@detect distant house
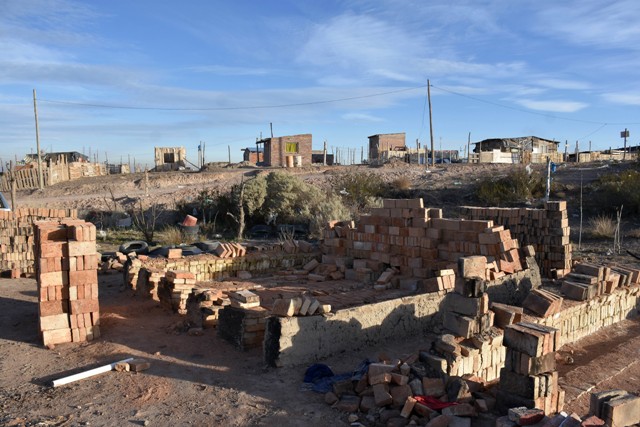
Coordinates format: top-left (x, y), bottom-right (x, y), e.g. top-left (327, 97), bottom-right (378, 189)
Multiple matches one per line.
top-left (311, 150), bottom-right (334, 166)
top-left (368, 133), bottom-right (406, 163)
top-left (256, 134), bottom-right (312, 167)
top-left (241, 147), bottom-right (264, 165)
top-left (25, 151), bottom-right (89, 165)
top-left (471, 136), bottom-right (562, 164)
top-left (154, 146), bottom-right (187, 171)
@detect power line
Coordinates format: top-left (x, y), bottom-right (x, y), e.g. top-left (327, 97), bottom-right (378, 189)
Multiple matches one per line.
top-left (430, 84), bottom-right (640, 126)
top-left (39, 85), bottom-right (428, 111)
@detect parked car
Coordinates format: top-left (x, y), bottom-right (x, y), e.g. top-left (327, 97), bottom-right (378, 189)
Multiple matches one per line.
top-left (0, 191), bottom-right (10, 211)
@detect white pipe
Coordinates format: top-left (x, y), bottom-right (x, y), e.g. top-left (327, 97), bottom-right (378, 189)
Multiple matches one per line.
top-left (52, 357), bottom-right (134, 387)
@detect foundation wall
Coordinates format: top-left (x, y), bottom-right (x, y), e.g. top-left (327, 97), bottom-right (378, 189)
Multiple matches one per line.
top-left (264, 265), bottom-right (541, 367)
top-left (0, 208), bottom-right (79, 276)
top-left (133, 251), bottom-right (319, 288)
top-left (437, 285), bottom-right (640, 382)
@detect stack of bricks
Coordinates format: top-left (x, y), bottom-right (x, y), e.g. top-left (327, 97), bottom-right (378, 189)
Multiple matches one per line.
top-left (1, 208), bottom-right (78, 277)
top-left (560, 261), bottom-right (640, 301)
top-left (214, 242), bottom-right (246, 258)
top-left (498, 322), bottom-right (564, 415)
top-left (35, 219), bottom-right (100, 347)
top-left (158, 270), bottom-right (197, 314)
top-left (460, 201), bottom-right (571, 277)
top-left (322, 198), bottom-right (529, 290)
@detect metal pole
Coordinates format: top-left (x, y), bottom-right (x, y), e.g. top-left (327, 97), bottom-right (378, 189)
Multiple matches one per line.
top-left (33, 89), bottom-right (44, 189)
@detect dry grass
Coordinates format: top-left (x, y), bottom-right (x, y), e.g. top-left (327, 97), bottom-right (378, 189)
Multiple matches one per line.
top-left (588, 215), bottom-right (616, 238)
top-left (627, 228), bottom-right (640, 239)
top-left (157, 226), bottom-right (184, 245)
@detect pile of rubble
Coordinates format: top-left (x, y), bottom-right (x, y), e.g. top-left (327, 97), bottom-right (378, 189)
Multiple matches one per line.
top-left (559, 262), bottom-right (640, 301)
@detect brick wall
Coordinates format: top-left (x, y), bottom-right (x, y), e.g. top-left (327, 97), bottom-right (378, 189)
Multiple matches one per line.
top-left (0, 208), bottom-right (78, 276)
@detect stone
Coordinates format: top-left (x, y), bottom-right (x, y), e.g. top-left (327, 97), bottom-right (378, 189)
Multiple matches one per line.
top-left (335, 395), bottom-right (360, 412)
top-left (387, 417), bottom-right (409, 427)
top-left (373, 384), bottom-right (393, 407)
top-left (508, 407), bottom-right (545, 426)
top-left (580, 416), bottom-right (604, 427)
top-left (408, 378), bottom-right (423, 396)
top-left (333, 379), bottom-right (354, 397)
top-left (324, 391), bottom-right (338, 405)
top-left (589, 389), bottom-right (628, 418)
top-left (422, 377), bottom-right (445, 397)
top-left (442, 403), bottom-right (476, 417)
top-left (446, 377), bottom-right (472, 403)
top-left (448, 416), bottom-right (471, 427)
top-left (359, 395), bottom-right (376, 412)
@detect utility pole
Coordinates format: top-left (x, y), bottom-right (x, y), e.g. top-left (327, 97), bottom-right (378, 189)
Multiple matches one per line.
top-left (228, 145), bottom-right (231, 165)
top-left (323, 140), bottom-right (327, 166)
top-left (33, 89), bottom-right (44, 189)
top-left (467, 132), bottom-right (471, 163)
top-left (427, 79), bottom-right (434, 168)
top-left (545, 157), bottom-right (551, 202)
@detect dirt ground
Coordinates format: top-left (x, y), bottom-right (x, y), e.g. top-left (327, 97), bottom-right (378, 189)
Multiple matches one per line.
top-left (1, 273), bottom-right (639, 426)
top-left (2, 161), bottom-right (640, 425)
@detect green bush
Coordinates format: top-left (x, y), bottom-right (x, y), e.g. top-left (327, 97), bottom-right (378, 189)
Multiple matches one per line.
top-left (240, 172), bottom-right (351, 237)
top-left (475, 167), bottom-right (546, 206)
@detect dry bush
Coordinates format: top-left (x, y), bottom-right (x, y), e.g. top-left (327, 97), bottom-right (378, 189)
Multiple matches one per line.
top-left (626, 228), bottom-right (640, 239)
top-left (392, 176), bottom-right (412, 191)
top-left (588, 215), bottom-right (616, 238)
top-left (158, 226), bottom-right (184, 246)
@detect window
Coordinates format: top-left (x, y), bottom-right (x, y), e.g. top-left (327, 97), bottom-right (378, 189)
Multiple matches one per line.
top-left (285, 142), bottom-right (298, 153)
top-left (164, 153), bottom-right (175, 163)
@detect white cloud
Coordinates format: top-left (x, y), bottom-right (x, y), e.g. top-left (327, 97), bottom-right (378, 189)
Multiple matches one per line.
top-left (602, 92), bottom-right (640, 106)
top-left (515, 99), bottom-right (588, 113)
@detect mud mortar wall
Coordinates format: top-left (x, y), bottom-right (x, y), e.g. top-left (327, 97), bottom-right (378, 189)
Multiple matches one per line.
top-left (533, 285), bottom-right (640, 346)
top-left (264, 266), bottom-right (541, 367)
top-left (135, 251), bottom-right (319, 283)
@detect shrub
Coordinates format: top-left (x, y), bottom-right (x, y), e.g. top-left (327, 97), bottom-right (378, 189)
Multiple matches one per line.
top-left (157, 226), bottom-right (185, 245)
top-left (392, 176), bottom-right (412, 191)
top-left (475, 167), bottom-right (546, 206)
top-left (588, 215), bottom-right (616, 238)
top-left (590, 170), bottom-right (640, 214)
top-left (330, 170), bottom-right (386, 211)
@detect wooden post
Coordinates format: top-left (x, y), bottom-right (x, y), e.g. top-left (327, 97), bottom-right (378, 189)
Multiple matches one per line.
top-left (323, 140), bottom-right (327, 166)
top-left (228, 145), bottom-right (231, 165)
top-left (9, 160), bottom-right (16, 210)
top-left (144, 168), bottom-right (149, 197)
top-left (467, 132), bottom-right (471, 163)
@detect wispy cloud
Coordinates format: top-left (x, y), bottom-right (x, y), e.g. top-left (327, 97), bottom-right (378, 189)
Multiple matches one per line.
top-left (535, 1), bottom-right (640, 49)
top-left (342, 112), bottom-right (385, 122)
top-left (514, 99), bottom-right (588, 113)
top-left (602, 92), bottom-right (640, 106)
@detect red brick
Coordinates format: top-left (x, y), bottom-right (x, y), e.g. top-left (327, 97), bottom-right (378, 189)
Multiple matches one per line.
top-left (69, 269), bottom-right (98, 285)
top-left (67, 241), bottom-right (96, 257)
top-left (39, 300), bottom-right (68, 316)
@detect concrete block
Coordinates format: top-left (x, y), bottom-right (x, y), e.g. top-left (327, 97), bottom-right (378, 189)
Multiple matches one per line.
top-left (603, 394), bottom-right (640, 427)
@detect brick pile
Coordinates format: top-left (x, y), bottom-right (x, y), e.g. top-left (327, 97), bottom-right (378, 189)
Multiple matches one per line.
top-left (498, 322), bottom-right (564, 415)
top-left (322, 198), bottom-right (531, 288)
top-left (34, 219), bottom-right (100, 347)
top-left (158, 270), bottom-right (197, 314)
top-left (560, 261), bottom-right (640, 301)
top-left (185, 288), bottom-right (229, 328)
top-left (460, 201), bottom-right (571, 277)
top-left (1, 208), bottom-right (78, 277)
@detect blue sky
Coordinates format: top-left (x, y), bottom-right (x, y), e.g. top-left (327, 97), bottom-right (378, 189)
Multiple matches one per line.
top-left (2, 0), bottom-right (640, 166)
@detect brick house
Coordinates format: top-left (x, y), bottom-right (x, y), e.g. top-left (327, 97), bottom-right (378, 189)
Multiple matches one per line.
top-left (368, 133), bottom-right (406, 163)
top-left (241, 147), bottom-right (264, 165)
top-left (256, 134), bottom-right (312, 167)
